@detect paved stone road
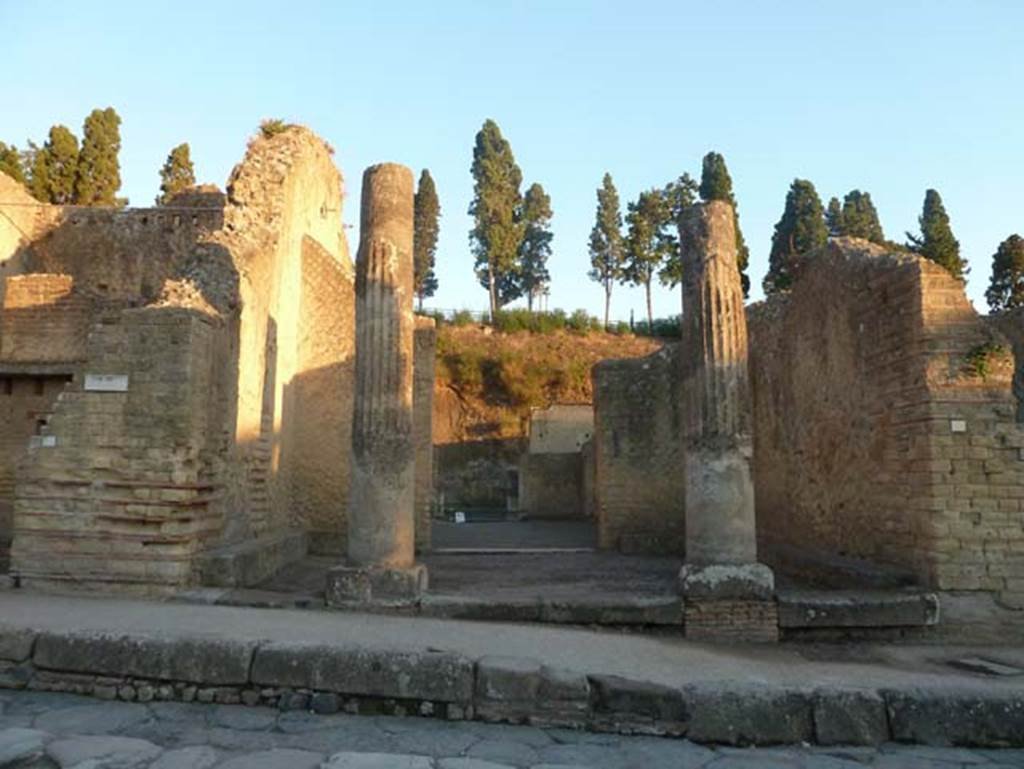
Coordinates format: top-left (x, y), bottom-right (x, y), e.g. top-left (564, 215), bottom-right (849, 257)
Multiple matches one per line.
top-left (2, 690), bottom-right (1023, 768)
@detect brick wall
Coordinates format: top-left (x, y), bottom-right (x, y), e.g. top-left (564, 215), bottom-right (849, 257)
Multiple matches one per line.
top-left (592, 345), bottom-right (685, 554)
top-left (286, 236), bottom-right (355, 555)
top-left (10, 307), bottom-right (224, 594)
top-left (749, 240), bottom-right (1024, 606)
top-left (1, 275), bottom-right (91, 363)
top-left (0, 374), bottom-right (70, 565)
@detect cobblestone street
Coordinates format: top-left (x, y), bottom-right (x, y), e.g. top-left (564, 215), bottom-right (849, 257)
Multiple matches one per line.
top-left (2, 690), bottom-right (1022, 769)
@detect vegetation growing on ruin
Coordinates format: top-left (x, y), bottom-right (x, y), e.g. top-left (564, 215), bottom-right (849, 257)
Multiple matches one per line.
top-left (259, 119), bottom-right (293, 138)
top-left (964, 340), bottom-right (1008, 379)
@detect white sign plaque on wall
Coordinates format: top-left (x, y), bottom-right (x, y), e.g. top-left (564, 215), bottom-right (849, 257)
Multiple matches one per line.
top-left (84, 374), bottom-right (129, 393)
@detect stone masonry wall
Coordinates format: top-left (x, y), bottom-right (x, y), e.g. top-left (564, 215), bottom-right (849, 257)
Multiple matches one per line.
top-left (592, 345), bottom-right (684, 554)
top-left (11, 307), bottom-right (223, 593)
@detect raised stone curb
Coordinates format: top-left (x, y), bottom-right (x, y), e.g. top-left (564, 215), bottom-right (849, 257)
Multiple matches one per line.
top-left (251, 642), bottom-right (474, 704)
top-left (33, 630), bottom-right (254, 685)
top-left (2, 626), bottom-right (1023, 747)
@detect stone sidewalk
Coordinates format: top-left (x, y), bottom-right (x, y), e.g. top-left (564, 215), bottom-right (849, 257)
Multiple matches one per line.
top-left (1, 592), bottom-right (1024, 748)
top-left (2, 690), bottom-right (1023, 768)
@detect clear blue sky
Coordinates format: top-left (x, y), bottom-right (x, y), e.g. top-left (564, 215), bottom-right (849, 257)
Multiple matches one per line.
top-left (3, 1), bottom-right (1021, 319)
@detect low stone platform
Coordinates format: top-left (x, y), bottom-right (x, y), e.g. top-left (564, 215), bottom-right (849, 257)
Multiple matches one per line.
top-left (197, 530), bottom-right (309, 588)
top-left (1, 591), bottom-right (1023, 748)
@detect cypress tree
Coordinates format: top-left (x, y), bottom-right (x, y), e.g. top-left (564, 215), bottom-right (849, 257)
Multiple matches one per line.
top-left (764, 179), bottom-right (828, 293)
top-left (986, 234), bottom-right (1024, 312)
top-left (519, 182), bottom-right (553, 311)
top-left (26, 142), bottom-right (50, 202)
top-left (31, 125), bottom-right (80, 204)
top-left (657, 173), bottom-right (698, 289)
top-left (907, 188), bottom-right (966, 280)
top-left (413, 169), bottom-right (441, 310)
top-left (469, 119), bottom-right (524, 315)
top-left (699, 152), bottom-right (750, 296)
top-left (838, 190), bottom-right (885, 243)
top-left (157, 143), bottom-right (195, 205)
top-left (0, 142), bottom-right (25, 185)
top-left (75, 107), bottom-right (122, 205)
top-left (588, 172), bottom-right (625, 329)
top-left (625, 187), bottom-right (673, 328)
top-left (825, 196), bottom-right (843, 236)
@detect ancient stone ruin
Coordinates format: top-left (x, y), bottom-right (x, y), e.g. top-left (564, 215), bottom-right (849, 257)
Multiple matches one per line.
top-left (1, 122), bottom-right (1022, 644)
top-left (0, 127), bottom-right (434, 593)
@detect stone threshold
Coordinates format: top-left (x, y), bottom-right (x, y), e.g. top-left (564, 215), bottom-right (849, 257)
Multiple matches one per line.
top-left (174, 584), bottom-right (940, 635)
top-left (2, 625), bottom-right (1022, 748)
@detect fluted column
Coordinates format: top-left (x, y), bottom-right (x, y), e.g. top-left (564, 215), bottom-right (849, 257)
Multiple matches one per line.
top-left (327, 163), bottom-right (426, 604)
top-left (678, 201), bottom-right (773, 603)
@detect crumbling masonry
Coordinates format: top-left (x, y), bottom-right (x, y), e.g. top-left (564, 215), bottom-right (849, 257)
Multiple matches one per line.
top-left (0, 127), bottom-right (435, 593)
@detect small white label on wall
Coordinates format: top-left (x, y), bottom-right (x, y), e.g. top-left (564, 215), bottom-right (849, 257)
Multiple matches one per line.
top-left (950, 419), bottom-right (967, 433)
top-left (454, 511), bottom-right (466, 524)
top-left (84, 374), bottom-right (129, 392)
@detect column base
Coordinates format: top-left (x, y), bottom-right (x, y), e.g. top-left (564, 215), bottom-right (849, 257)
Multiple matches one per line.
top-left (325, 562), bottom-right (428, 607)
top-left (678, 562), bottom-right (774, 600)
top-left (679, 563), bottom-right (777, 642)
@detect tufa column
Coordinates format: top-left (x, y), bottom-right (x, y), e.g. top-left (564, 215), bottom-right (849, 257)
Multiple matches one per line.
top-left (326, 163), bottom-right (427, 605)
top-left (677, 200), bottom-right (775, 638)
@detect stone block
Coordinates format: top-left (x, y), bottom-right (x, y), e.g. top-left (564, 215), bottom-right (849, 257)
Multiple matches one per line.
top-left (813, 688), bottom-right (889, 745)
top-left (32, 631), bottom-right (255, 685)
top-left (540, 597), bottom-right (683, 626)
top-left (678, 562), bottom-right (775, 600)
top-left (884, 688), bottom-right (1024, 747)
top-left (419, 596), bottom-right (542, 623)
top-left (778, 591), bottom-right (940, 629)
top-left (0, 660), bottom-right (33, 689)
top-left (46, 735), bottom-right (162, 767)
top-left (588, 675), bottom-right (688, 735)
top-left (0, 727), bottom-right (50, 767)
top-left (197, 530), bottom-right (308, 588)
top-left (685, 683), bottom-right (813, 745)
top-left (251, 641), bottom-right (473, 704)
top-left (0, 627), bottom-right (36, 661)
top-left (325, 563), bottom-right (427, 605)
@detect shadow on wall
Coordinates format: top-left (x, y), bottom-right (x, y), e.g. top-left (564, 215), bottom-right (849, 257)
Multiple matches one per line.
top-left (434, 438), bottom-right (525, 515)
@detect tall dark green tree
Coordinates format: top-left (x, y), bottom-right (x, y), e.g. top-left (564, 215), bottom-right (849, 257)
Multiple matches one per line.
top-left (469, 119), bottom-right (524, 315)
top-left (75, 107), bottom-right (122, 206)
top-left (657, 173), bottom-right (698, 289)
top-left (413, 169), bottom-right (441, 311)
top-left (987, 234), bottom-right (1024, 312)
top-left (699, 152), bottom-right (750, 296)
top-left (906, 188), bottom-right (966, 280)
top-left (519, 182), bottom-right (553, 311)
top-left (838, 190), bottom-right (885, 243)
top-left (825, 196), bottom-right (843, 236)
top-left (26, 142), bottom-right (50, 202)
top-left (588, 172), bottom-right (625, 329)
top-left (0, 142), bottom-right (25, 184)
top-left (157, 143), bottom-right (195, 205)
top-left (27, 125), bottom-right (80, 204)
top-left (625, 188), bottom-right (673, 328)
top-left (764, 179), bottom-right (828, 294)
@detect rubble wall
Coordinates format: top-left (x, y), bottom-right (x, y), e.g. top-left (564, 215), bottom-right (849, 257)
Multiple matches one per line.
top-left (592, 345), bottom-right (685, 554)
